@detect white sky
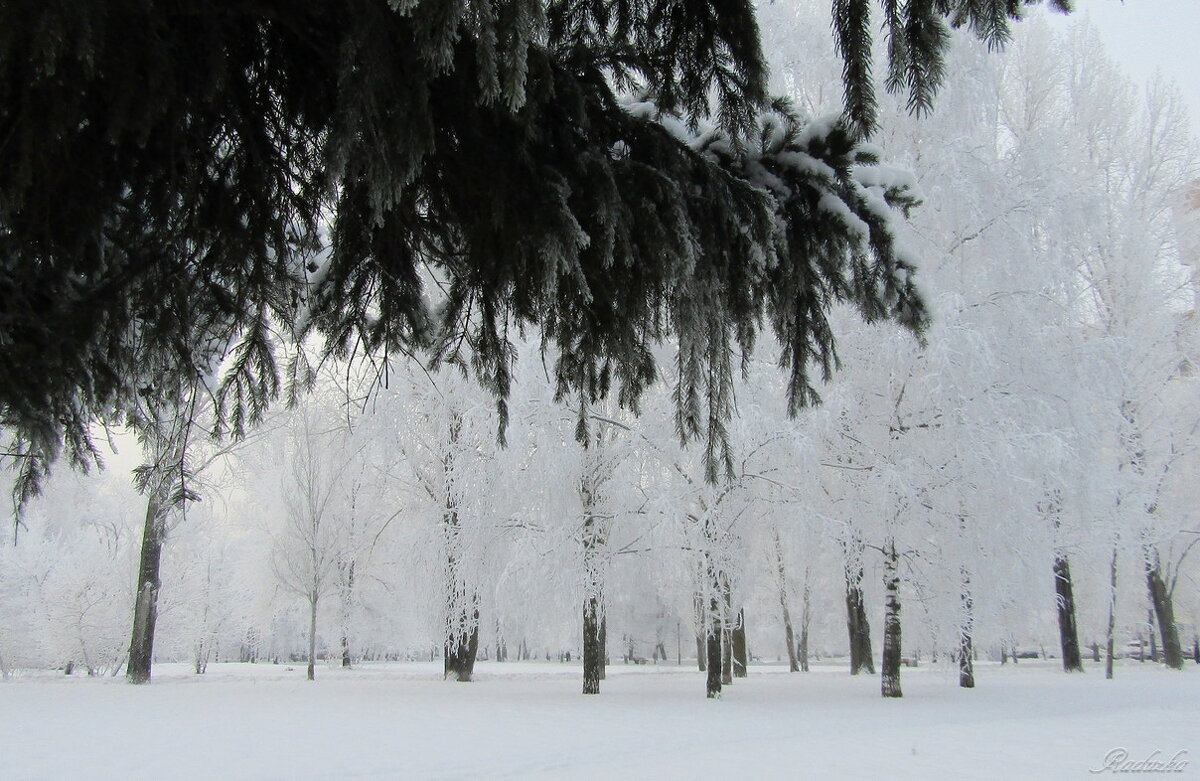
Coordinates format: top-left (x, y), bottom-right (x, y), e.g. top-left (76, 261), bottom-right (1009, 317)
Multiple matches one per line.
top-left (1064, 0), bottom-right (1200, 133)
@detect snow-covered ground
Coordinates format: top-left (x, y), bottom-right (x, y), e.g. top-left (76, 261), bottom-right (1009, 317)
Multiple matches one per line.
top-left (1, 659), bottom-right (1195, 779)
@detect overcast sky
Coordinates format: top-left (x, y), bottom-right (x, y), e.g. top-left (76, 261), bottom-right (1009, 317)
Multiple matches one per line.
top-left (1065, 0), bottom-right (1200, 133)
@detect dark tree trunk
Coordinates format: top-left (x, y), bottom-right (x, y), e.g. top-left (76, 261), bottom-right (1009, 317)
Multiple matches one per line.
top-left (583, 594), bottom-right (603, 694)
top-left (194, 641), bottom-right (208, 675)
top-left (773, 530), bottom-right (799, 672)
top-left (959, 567), bottom-right (974, 688)
top-left (599, 614), bottom-right (607, 680)
top-left (1192, 636), bottom-right (1199, 664)
top-left (732, 608), bottom-right (748, 678)
top-left (340, 560), bottom-right (355, 668)
top-left (580, 432), bottom-right (611, 690)
top-left (1053, 554), bottom-right (1084, 672)
top-left (881, 541), bottom-right (902, 698)
top-left (127, 490), bottom-right (167, 684)
top-left (1105, 546), bottom-right (1118, 680)
top-left (721, 627), bottom-right (733, 685)
top-left (799, 575), bottom-right (811, 672)
top-left (720, 576), bottom-right (732, 685)
top-left (706, 592), bottom-right (722, 698)
top-left (1148, 609), bottom-right (1159, 662)
top-left (845, 577), bottom-right (874, 675)
top-left (443, 411), bottom-right (478, 682)
top-left (844, 535), bottom-right (874, 675)
top-left (1146, 551), bottom-right (1184, 669)
top-left (694, 592), bottom-right (707, 671)
top-left (958, 636), bottom-right (973, 688)
top-left (444, 599), bottom-right (480, 682)
top-left (781, 601), bottom-right (798, 673)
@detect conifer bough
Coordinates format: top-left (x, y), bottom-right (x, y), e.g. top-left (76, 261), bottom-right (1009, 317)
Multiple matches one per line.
top-left (0, 0), bottom-right (1063, 490)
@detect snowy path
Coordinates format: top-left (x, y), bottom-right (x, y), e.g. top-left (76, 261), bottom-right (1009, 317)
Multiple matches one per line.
top-left (1, 660), bottom-right (1195, 779)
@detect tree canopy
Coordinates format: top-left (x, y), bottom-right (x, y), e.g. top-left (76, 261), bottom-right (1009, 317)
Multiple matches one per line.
top-left (0, 0), bottom-right (1066, 494)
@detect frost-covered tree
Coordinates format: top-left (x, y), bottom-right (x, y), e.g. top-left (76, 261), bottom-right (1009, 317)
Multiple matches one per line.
top-left (270, 404), bottom-right (360, 681)
top-left (1046, 23), bottom-right (1199, 672)
top-left (361, 360), bottom-right (528, 682)
top-left (0, 465), bottom-right (140, 676)
top-left (124, 385), bottom-right (204, 684)
top-left (577, 411), bottom-right (625, 695)
top-left (752, 10), bottom-right (1148, 696)
top-left (158, 509), bottom-right (249, 675)
top-left (123, 378), bottom-right (280, 683)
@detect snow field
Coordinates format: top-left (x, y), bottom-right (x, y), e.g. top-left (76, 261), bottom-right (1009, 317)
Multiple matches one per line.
top-left (1, 659), bottom-right (1195, 780)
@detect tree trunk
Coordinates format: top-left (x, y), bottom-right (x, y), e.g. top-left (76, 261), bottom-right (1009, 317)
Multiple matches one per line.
top-left (444, 598), bottom-right (480, 682)
top-left (706, 592), bottom-right (722, 698)
top-left (194, 641), bottom-right (208, 675)
top-left (127, 490), bottom-right (168, 684)
top-left (694, 593), bottom-right (707, 672)
top-left (1105, 545), bottom-right (1118, 680)
top-left (799, 574), bottom-right (811, 672)
top-left (959, 567), bottom-right (975, 688)
top-left (844, 535), bottom-right (874, 675)
top-left (881, 541), bottom-right (902, 698)
top-left (307, 591), bottom-right (318, 681)
top-left (781, 599), bottom-right (798, 673)
top-left (443, 411), bottom-right (479, 682)
top-left (1145, 550), bottom-right (1184, 669)
top-left (599, 614), bottom-right (607, 680)
top-left (720, 576), bottom-right (733, 686)
top-left (340, 560), bottom-right (355, 668)
top-left (442, 608), bottom-right (479, 682)
top-left (1053, 554), bottom-right (1084, 672)
top-left (580, 433), bottom-right (610, 690)
top-left (721, 628), bottom-right (733, 685)
top-left (773, 530), bottom-right (799, 672)
top-left (845, 576), bottom-right (874, 675)
top-left (583, 594), bottom-right (603, 694)
top-left (1148, 609), bottom-right (1159, 662)
top-left (732, 608), bottom-right (748, 678)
